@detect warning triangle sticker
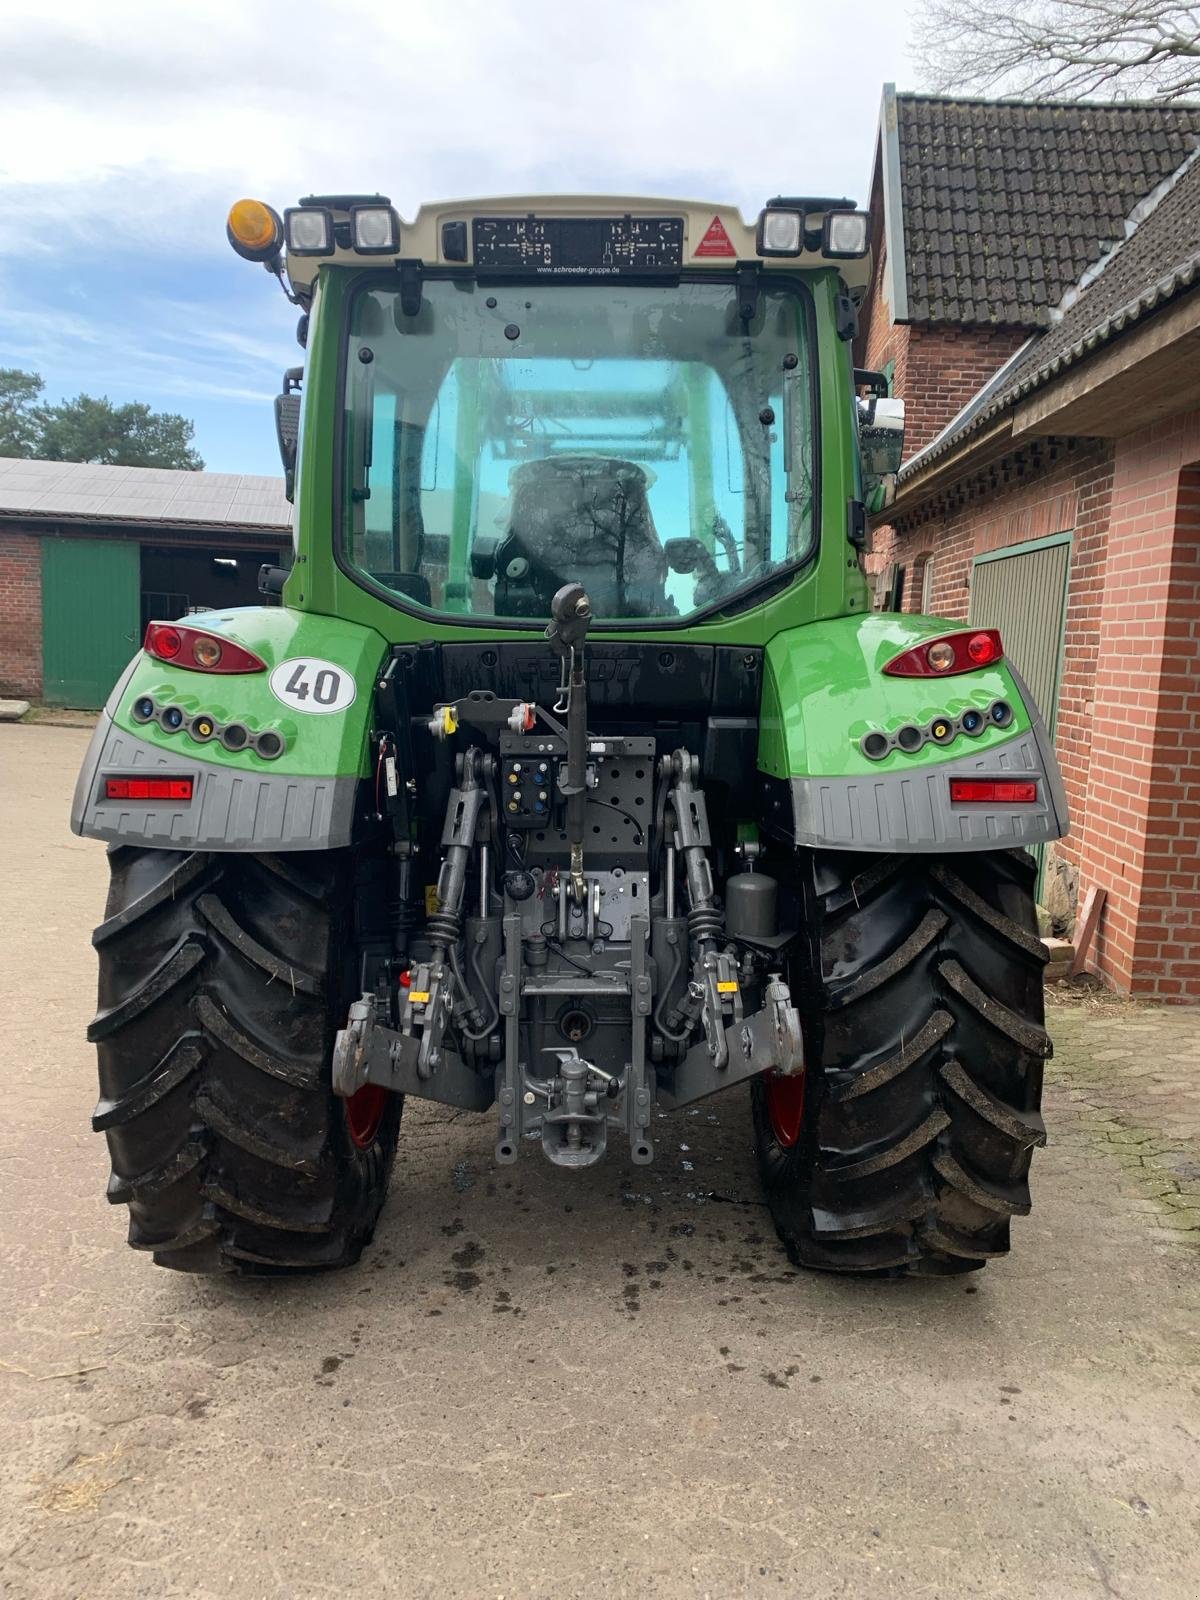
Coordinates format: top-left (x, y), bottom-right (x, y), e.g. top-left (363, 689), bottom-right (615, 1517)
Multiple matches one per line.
top-left (694, 215), bottom-right (736, 258)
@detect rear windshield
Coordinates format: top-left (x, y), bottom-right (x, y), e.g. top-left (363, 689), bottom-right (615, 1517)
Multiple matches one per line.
top-left (340, 277), bottom-right (816, 622)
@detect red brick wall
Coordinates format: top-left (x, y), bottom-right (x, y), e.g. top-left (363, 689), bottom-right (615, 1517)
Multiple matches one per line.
top-left (902, 326), bottom-right (1030, 455)
top-left (0, 528), bottom-right (42, 698)
top-left (1134, 466), bottom-right (1200, 997)
top-left (1076, 417), bottom-right (1200, 997)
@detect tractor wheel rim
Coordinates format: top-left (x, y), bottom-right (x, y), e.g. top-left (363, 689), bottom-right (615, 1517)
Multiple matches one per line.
top-left (765, 1070), bottom-right (806, 1149)
top-left (344, 1084), bottom-right (388, 1150)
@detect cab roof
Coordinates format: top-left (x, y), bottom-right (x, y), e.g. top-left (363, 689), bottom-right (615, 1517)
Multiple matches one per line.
top-left (281, 193), bottom-right (873, 298)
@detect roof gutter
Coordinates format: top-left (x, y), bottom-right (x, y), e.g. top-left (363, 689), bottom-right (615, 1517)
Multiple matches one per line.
top-left (0, 510), bottom-right (292, 538)
top-left (883, 414), bottom-right (1017, 521)
top-left (879, 83), bottom-right (910, 324)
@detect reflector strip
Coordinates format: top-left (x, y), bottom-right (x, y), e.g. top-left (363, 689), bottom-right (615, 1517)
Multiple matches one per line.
top-left (105, 777), bottom-right (194, 801)
top-left (949, 779), bottom-right (1037, 804)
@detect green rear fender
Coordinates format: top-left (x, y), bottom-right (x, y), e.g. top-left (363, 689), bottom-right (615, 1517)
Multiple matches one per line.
top-left (109, 605), bottom-right (387, 779)
top-left (71, 606), bottom-right (388, 852)
top-left (757, 613), bottom-right (1069, 853)
top-left (758, 612), bottom-right (1032, 779)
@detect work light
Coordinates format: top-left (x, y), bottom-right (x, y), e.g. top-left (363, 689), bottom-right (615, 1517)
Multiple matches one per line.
top-left (351, 204), bottom-right (400, 254)
top-left (284, 206), bottom-right (334, 255)
top-left (756, 207), bottom-right (804, 256)
top-left (823, 211), bottom-right (870, 258)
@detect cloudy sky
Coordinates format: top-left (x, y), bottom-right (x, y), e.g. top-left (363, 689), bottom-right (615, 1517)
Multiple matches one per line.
top-left (0, 0), bottom-right (912, 476)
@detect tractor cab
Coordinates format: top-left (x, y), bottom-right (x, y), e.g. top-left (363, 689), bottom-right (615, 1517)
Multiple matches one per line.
top-left (230, 192), bottom-right (880, 634)
top-left (340, 269), bottom-right (818, 622)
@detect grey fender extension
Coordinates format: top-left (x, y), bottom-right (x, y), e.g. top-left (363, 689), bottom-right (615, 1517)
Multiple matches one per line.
top-left (760, 718), bottom-right (1069, 855)
top-left (71, 720), bottom-right (358, 852)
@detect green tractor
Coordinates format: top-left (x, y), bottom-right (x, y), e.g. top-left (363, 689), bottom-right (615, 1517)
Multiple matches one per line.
top-left (73, 193), bottom-right (1065, 1276)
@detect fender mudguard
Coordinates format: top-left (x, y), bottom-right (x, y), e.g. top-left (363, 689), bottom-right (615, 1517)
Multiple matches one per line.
top-left (71, 606), bottom-right (388, 852)
top-left (757, 613), bottom-right (1069, 853)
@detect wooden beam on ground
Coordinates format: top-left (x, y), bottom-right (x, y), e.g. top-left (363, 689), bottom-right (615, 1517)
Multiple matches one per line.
top-left (1070, 885), bottom-right (1105, 978)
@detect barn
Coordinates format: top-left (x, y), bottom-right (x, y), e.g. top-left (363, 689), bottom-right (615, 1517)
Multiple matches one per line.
top-left (0, 458), bottom-right (291, 708)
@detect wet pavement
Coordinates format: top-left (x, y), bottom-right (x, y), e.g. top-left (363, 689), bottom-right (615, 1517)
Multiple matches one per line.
top-left (2, 724), bottom-right (1198, 1599)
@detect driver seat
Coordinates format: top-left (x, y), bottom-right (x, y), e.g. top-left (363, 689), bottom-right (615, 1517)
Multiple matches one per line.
top-left (492, 456), bottom-right (668, 618)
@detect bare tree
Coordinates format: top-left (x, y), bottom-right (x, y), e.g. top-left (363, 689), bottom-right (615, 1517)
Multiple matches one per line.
top-left (912, 1), bottom-right (1200, 102)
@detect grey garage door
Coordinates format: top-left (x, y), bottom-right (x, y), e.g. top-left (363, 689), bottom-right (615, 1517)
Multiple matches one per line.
top-left (968, 535), bottom-right (1071, 733)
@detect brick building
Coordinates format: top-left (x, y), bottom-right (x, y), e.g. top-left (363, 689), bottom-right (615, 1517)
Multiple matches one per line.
top-left (0, 458), bottom-right (290, 707)
top-left (857, 90), bottom-right (1200, 999)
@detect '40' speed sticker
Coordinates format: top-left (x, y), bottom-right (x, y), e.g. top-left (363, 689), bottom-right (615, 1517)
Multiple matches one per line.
top-left (269, 657), bottom-right (357, 715)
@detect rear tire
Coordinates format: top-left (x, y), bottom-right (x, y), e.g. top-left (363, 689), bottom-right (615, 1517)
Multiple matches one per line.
top-left (752, 849), bottom-right (1049, 1275)
top-left (89, 845), bottom-right (401, 1274)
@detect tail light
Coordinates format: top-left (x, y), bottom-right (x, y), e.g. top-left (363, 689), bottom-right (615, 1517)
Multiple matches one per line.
top-left (105, 777), bottom-right (194, 801)
top-left (884, 629), bottom-right (1003, 678)
top-left (950, 779), bottom-right (1037, 804)
top-left (144, 622), bottom-right (266, 674)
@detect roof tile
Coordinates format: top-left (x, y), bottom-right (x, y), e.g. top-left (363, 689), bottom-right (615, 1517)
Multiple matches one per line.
top-left (894, 94), bottom-right (1200, 325)
top-left (901, 150), bottom-right (1200, 476)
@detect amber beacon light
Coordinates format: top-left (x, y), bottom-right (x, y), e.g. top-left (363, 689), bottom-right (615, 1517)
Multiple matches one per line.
top-left (226, 198), bottom-right (284, 262)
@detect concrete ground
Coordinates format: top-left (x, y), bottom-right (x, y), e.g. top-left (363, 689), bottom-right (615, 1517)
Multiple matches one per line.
top-left (2, 722), bottom-right (1197, 1600)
